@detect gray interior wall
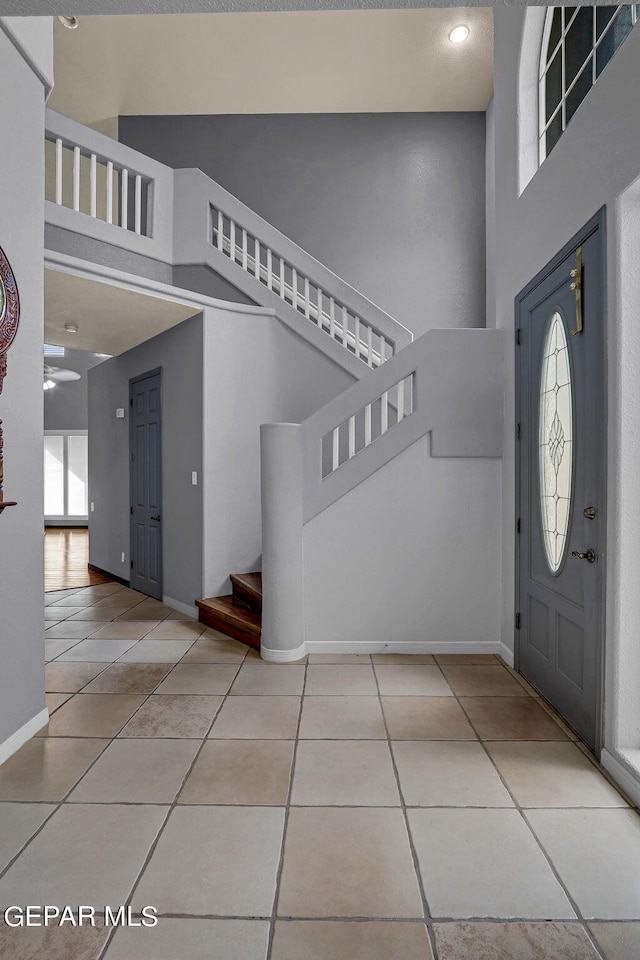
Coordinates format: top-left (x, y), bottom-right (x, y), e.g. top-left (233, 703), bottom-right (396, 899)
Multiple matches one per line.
top-left (0, 19), bottom-right (52, 747)
top-left (88, 313), bottom-right (204, 606)
top-left (303, 432), bottom-right (502, 649)
top-left (202, 306), bottom-right (355, 597)
top-left (44, 348), bottom-right (105, 430)
top-left (492, 13), bottom-right (640, 754)
top-left (119, 112), bottom-right (487, 338)
top-left (485, 96), bottom-right (496, 329)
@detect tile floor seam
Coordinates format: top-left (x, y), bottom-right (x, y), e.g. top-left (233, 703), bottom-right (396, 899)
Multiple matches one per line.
top-left (434, 658), bottom-right (608, 959)
top-left (370, 659), bottom-right (440, 960)
top-left (16, 594), bottom-right (640, 958)
top-left (94, 660), bottom-right (235, 960)
top-left (0, 730), bottom-right (115, 883)
top-left (266, 657), bottom-right (309, 960)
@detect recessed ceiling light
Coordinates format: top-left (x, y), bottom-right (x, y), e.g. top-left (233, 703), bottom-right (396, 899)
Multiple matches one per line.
top-left (65, 323), bottom-right (78, 334)
top-left (449, 25), bottom-right (470, 45)
top-left (58, 16), bottom-right (79, 30)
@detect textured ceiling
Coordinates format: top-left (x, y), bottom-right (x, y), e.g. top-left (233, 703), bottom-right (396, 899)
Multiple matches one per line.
top-left (44, 269), bottom-right (198, 355)
top-left (49, 8), bottom-right (493, 124)
top-left (1, 1), bottom-right (551, 13)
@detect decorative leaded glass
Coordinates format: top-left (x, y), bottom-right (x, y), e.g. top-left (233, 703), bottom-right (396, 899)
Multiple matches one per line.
top-left (539, 311), bottom-right (573, 573)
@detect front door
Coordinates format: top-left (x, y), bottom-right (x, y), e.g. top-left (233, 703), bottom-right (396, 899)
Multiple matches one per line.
top-left (515, 210), bottom-right (605, 753)
top-left (130, 370), bottom-right (163, 600)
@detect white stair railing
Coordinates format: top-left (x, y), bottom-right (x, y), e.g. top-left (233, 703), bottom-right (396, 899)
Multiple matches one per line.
top-left (44, 110), bottom-right (413, 375)
top-left (45, 110), bottom-right (174, 262)
top-left (210, 205), bottom-right (391, 367)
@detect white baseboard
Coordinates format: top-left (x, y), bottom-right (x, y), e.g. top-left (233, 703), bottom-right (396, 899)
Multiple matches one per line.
top-left (0, 708), bottom-right (49, 767)
top-left (162, 596), bottom-right (199, 619)
top-left (261, 642), bottom-right (307, 663)
top-left (601, 748), bottom-right (640, 807)
top-left (303, 640), bottom-right (504, 656)
top-left (499, 642), bottom-right (515, 667)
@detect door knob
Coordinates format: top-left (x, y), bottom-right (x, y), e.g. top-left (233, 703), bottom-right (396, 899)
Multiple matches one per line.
top-left (571, 549), bottom-right (596, 563)
top-left (583, 507), bottom-right (596, 520)
top-left (150, 515), bottom-right (161, 522)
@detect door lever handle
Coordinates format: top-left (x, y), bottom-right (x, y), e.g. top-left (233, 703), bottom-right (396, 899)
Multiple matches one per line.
top-left (571, 549), bottom-right (596, 563)
top-left (150, 515), bottom-right (161, 522)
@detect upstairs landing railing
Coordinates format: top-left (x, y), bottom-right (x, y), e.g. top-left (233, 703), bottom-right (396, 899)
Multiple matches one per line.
top-left (44, 110), bottom-right (413, 378)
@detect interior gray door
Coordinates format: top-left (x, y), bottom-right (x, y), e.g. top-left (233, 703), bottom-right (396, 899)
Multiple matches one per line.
top-left (130, 370), bottom-right (163, 600)
top-left (516, 211), bottom-right (605, 753)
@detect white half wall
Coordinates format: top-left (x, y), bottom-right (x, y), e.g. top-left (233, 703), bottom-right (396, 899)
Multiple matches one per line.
top-left (302, 432), bottom-right (502, 652)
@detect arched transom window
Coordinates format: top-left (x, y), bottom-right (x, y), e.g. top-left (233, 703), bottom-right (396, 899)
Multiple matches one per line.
top-left (539, 5), bottom-right (640, 162)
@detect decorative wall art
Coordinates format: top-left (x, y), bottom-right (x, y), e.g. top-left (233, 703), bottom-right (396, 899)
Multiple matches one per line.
top-left (0, 244), bottom-right (20, 514)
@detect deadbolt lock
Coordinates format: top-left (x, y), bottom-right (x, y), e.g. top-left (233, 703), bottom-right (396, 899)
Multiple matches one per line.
top-left (571, 549), bottom-right (596, 563)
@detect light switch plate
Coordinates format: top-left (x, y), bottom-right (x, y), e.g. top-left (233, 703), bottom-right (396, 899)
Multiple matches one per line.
top-left (191, 471), bottom-right (198, 485)
top-left (116, 408), bottom-right (125, 419)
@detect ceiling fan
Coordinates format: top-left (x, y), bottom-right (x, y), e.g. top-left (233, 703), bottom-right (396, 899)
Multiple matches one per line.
top-left (43, 363), bottom-right (81, 390)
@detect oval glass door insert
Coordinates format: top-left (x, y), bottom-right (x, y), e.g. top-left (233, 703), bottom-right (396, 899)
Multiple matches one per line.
top-left (539, 310), bottom-right (574, 573)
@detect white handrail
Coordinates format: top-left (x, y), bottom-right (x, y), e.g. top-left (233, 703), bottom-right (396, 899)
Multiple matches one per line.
top-left (44, 110), bottom-right (413, 374)
top-left (45, 109), bottom-right (174, 263)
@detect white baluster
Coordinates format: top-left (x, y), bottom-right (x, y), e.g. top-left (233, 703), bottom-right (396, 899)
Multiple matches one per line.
top-left (106, 161), bottom-right (114, 223)
top-left (217, 209), bottom-right (224, 252)
top-left (55, 138), bottom-right (63, 205)
top-left (381, 390), bottom-right (389, 435)
top-left (317, 288), bottom-right (323, 329)
top-left (292, 269), bottom-right (298, 309)
top-left (279, 258), bottom-right (286, 298)
top-left (348, 415), bottom-right (356, 459)
top-left (397, 379), bottom-right (405, 422)
top-left (72, 146), bottom-right (81, 212)
top-left (242, 228), bottom-right (248, 271)
top-left (332, 427), bottom-right (340, 472)
top-left (304, 278), bottom-right (310, 319)
top-left (343, 307), bottom-right (350, 351)
top-left (379, 334), bottom-right (387, 367)
top-left (329, 298), bottom-right (336, 338)
top-left (365, 403), bottom-right (372, 446)
top-left (134, 174), bottom-right (142, 234)
top-left (267, 249), bottom-right (273, 291)
top-left (90, 154), bottom-right (97, 218)
top-left (254, 238), bottom-right (260, 280)
top-left (353, 314), bottom-right (360, 357)
top-left (367, 326), bottom-right (374, 368)
top-left (121, 168), bottom-right (128, 230)
top-left (229, 220), bottom-right (236, 262)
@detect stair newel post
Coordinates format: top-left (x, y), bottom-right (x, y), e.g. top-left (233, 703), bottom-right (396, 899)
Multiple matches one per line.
top-left (260, 423), bottom-right (305, 662)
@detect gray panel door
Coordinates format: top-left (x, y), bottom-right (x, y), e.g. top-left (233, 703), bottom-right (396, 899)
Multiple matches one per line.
top-left (516, 212), bottom-right (605, 753)
top-left (130, 371), bottom-right (163, 600)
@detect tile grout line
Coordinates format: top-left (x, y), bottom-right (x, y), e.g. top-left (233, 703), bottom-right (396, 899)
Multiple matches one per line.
top-left (3, 600), bottom-right (240, 899)
top-left (433, 657), bottom-right (608, 960)
top-left (370, 659), bottom-right (440, 960)
top-left (266, 655), bottom-right (309, 960)
top-left (94, 647), bottom-right (245, 960)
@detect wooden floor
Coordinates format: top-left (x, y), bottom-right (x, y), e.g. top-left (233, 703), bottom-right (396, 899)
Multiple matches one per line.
top-left (44, 527), bottom-right (111, 592)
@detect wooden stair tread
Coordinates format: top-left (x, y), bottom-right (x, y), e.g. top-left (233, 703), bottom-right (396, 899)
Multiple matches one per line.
top-left (230, 572), bottom-right (262, 601)
top-left (196, 594), bottom-right (261, 650)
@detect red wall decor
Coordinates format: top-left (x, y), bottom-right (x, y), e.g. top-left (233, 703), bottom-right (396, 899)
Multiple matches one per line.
top-left (0, 244), bottom-right (20, 514)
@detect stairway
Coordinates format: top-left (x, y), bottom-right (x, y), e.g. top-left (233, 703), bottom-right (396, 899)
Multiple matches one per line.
top-left (196, 573), bottom-right (262, 650)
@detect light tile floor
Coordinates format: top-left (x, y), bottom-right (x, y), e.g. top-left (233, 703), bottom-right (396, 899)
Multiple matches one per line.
top-left (0, 583), bottom-right (638, 958)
